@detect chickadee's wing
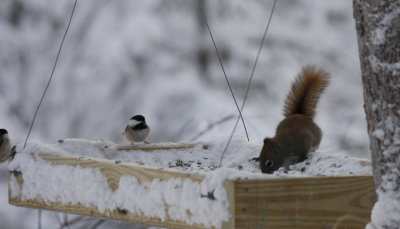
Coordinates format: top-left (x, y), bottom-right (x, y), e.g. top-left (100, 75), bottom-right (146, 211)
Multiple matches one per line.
top-left (124, 125), bottom-right (129, 133)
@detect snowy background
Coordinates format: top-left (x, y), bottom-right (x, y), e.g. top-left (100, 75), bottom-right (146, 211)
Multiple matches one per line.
top-left (0, 0), bottom-right (369, 228)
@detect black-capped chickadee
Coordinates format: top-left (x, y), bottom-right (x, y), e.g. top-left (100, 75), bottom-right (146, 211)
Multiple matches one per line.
top-left (124, 115), bottom-right (150, 144)
top-left (0, 129), bottom-right (11, 163)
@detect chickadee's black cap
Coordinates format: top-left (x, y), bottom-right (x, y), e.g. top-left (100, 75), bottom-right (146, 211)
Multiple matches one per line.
top-left (0, 129), bottom-right (8, 135)
top-left (131, 115), bottom-right (145, 122)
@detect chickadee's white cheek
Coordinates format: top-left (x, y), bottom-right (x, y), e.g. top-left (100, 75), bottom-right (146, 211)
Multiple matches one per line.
top-left (128, 120), bottom-right (141, 126)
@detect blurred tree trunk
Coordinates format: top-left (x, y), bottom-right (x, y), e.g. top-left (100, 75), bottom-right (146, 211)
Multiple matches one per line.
top-left (353, 0), bottom-right (400, 228)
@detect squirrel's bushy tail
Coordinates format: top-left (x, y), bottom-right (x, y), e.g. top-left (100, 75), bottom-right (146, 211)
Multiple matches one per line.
top-left (283, 65), bottom-right (329, 118)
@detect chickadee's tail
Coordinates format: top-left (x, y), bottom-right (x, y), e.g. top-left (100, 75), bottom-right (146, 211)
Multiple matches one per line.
top-left (283, 65), bottom-right (329, 119)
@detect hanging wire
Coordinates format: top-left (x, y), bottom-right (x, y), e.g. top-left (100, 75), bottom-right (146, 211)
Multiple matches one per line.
top-left (23, 0), bottom-right (78, 149)
top-left (218, 0), bottom-right (278, 167)
top-left (21, 1), bottom-right (78, 227)
top-left (197, 0), bottom-right (250, 142)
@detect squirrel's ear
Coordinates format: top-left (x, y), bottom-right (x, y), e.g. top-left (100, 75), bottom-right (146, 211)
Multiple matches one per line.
top-left (263, 138), bottom-right (280, 153)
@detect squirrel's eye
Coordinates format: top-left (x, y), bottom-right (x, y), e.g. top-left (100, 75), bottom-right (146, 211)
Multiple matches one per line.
top-left (265, 160), bottom-right (273, 168)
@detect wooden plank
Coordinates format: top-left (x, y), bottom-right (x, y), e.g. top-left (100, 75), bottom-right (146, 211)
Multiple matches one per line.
top-left (8, 153), bottom-right (233, 229)
top-left (8, 150), bottom-right (375, 229)
top-left (224, 180), bottom-right (235, 229)
top-left (116, 143), bottom-right (210, 151)
top-left (37, 153), bottom-right (204, 188)
top-left (234, 176), bottom-right (375, 229)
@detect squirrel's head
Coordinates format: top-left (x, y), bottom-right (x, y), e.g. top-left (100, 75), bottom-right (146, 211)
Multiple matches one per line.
top-left (259, 138), bottom-right (282, 174)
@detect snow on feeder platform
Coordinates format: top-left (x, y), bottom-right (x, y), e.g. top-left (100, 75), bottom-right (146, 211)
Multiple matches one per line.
top-left (8, 138), bottom-right (374, 229)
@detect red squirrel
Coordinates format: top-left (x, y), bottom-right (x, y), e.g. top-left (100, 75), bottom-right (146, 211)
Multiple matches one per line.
top-left (259, 65), bottom-right (329, 174)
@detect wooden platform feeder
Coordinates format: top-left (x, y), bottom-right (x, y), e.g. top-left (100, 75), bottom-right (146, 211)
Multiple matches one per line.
top-left (8, 143), bottom-right (375, 229)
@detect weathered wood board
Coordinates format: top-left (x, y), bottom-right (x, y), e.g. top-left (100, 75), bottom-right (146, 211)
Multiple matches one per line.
top-left (234, 175), bottom-right (374, 229)
top-left (9, 148), bottom-right (375, 229)
top-left (116, 143), bottom-right (210, 151)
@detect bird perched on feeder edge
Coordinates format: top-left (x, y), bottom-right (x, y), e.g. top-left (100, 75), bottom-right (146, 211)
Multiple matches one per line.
top-left (0, 129), bottom-right (11, 163)
top-left (124, 115), bottom-right (150, 144)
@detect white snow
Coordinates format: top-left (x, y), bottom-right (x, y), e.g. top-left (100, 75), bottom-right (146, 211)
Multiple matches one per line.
top-left (367, 189), bottom-right (400, 229)
top-left (368, 55), bottom-right (400, 74)
top-left (113, 175), bottom-right (230, 228)
top-left (373, 129), bottom-right (385, 141)
top-left (370, 7), bottom-right (400, 45)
